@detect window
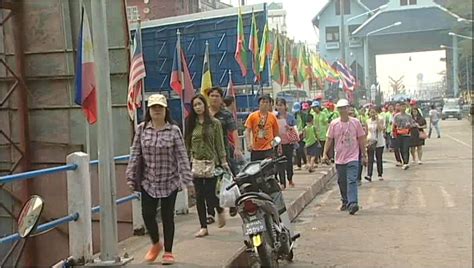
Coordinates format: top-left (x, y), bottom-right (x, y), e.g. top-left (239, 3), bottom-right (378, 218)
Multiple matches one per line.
top-left (401, 0), bottom-right (417, 5)
top-left (335, 0), bottom-right (351, 15)
top-left (326, 26), bottom-right (340, 42)
top-left (127, 6), bottom-right (139, 22)
top-left (348, 24), bottom-right (362, 36)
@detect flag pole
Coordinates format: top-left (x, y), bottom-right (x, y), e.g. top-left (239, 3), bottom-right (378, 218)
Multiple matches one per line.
top-left (176, 29), bottom-right (186, 132)
top-left (137, 18), bottom-right (147, 120)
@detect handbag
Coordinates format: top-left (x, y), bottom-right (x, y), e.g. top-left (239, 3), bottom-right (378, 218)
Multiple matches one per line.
top-left (191, 158), bottom-right (216, 178)
top-left (419, 131), bottom-right (428, 140)
top-left (287, 127), bottom-right (300, 144)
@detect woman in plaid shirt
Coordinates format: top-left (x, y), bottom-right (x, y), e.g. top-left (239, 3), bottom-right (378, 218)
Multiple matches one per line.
top-left (185, 94), bottom-right (229, 238)
top-left (126, 94), bottom-right (193, 265)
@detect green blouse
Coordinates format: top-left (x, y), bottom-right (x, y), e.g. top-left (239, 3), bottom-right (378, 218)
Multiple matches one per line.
top-left (188, 118), bottom-right (227, 166)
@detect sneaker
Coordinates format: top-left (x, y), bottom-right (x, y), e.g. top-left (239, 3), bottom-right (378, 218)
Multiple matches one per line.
top-left (396, 162), bottom-right (402, 167)
top-left (339, 203), bottom-right (348, 211)
top-left (364, 176), bottom-right (372, 182)
top-left (418, 161), bottom-right (423, 165)
top-left (295, 166), bottom-right (302, 171)
top-left (206, 215), bottom-right (215, 225)
top-left (378, 176), bottom-right (384, 181)
top-left (162, 252), bottom-right (175, 265)
top-left (195, 228), bottom-right (209, 238)
top-left (412, 160), bottom-right (417, 165)
top-left (348, 203), bottom-right (359, 215)
top-left (229, 207), bottom-right (238, 217)
top-left (144, 242), bottom-right (163, 263)
top-left (402, 164), bottom-right (410, 170)
top-left (217, 212), bottom-right (226, 228)
top-left (288, 181), bottom-right (295, 188)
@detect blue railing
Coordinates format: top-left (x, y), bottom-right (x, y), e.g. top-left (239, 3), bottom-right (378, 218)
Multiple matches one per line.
top-left (0, 154), bottom-right (133, 245)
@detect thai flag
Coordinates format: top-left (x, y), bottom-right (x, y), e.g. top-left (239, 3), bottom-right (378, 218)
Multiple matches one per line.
top-left (333, 60), bottom-right (355, 92)
top-left (74, 7), bottom-right (97, 125)
top-left (170, 43), bottom-right (194, 117)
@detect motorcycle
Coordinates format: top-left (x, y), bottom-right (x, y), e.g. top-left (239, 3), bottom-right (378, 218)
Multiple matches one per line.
top-left (226, 137), bottom-right (300, 267)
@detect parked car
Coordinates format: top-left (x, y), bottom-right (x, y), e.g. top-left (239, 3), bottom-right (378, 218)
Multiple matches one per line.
top-left (441, 102), bottom-right (462, 120)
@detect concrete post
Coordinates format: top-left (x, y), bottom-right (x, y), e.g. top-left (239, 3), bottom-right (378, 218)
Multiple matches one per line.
top-left (453, 35), bottom-right (459, 97)
top-left (364, 37), bottom-right (369, 100)
top-left (66, 152), bottom-right (92, 263)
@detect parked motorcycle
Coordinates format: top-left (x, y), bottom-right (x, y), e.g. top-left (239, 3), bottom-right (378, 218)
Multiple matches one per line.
top-left (226, 137), bottom-right (300, 267)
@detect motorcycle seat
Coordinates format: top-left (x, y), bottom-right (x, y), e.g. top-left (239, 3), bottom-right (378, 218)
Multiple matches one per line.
top-left (237, 192), bottom-right (274, 203)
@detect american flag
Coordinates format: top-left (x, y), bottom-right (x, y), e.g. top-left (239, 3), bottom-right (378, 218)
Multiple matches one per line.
top-left (127, 23), bottom-right (146, 120)
top-left (333, 60), bottom-right (355, 92)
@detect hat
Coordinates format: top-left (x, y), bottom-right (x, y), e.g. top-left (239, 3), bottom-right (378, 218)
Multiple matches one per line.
top-left (311, 101), bottom-right (321, 108)
top-left (315, 94), bottom-right (324, 100)
top-left (302, 102), bottom-right (310, 110)
top-left (410, 99), bottom-right (417, 105)
top-left (325, 101), bottom-right (335, 109)
top-left (336, 99), bottom-right (350, 108)
top-left (148, 94), bottom-right (168, 107)
top-left (292, 102), bottom-right (301, 113)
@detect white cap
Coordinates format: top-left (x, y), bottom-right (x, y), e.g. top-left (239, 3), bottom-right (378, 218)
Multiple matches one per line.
top-left (336, 99), bottom-right (350, 108)
top-left (147, 94), bottom-right (168, 108)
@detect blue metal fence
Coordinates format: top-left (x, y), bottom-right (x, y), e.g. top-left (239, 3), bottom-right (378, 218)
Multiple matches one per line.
top-left (0, 154), bottom-right (133, 245)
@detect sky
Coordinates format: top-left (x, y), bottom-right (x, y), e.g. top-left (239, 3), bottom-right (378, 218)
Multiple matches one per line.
top-left (226, 0), bottom-right (447, 97)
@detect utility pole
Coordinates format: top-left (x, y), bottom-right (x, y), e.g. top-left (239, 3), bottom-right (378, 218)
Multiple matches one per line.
top-left (90, 0), bottom-right (119, 263)
top-left (340, 0), bottom-right (346, 62)
top-left (452, 35), bottom-right (459, 97)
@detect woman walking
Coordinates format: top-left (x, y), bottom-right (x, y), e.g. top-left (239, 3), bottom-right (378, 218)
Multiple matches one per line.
top-left (185, 94), bottom-right (228, 237)
top-left (275, 98), bottom-right (297, 188)
top-left (410, 108), bottom-right (427, 165)
top-left (365, 106), bottom-right (386, 181)
top-left (126, 94), bottom-right (193, 264)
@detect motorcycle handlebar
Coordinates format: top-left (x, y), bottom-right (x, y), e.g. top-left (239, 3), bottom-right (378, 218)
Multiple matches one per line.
top-left (226, 182), bottom-right (237, 191)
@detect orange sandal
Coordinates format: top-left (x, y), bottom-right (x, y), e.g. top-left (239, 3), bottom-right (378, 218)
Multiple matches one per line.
top-left (144, 242), bottom-right (163, 263)
top-left (162, 252), bottom-right (175, 265)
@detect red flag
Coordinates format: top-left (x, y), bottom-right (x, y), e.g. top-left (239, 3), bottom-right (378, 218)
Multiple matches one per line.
top-left (235, 8), bottom-right (248, 77)
top-left (170, 45), bottom-right (195, 116)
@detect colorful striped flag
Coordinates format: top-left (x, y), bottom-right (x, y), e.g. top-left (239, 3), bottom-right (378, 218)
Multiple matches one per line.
top-left (258, 23), bottom-right (271, 73)
top-left (282, 37), bottom-right (290, 86)
top-left (200, 42), bottom-right (213, 97)
top-left (235, 8), bottom-right (248, 77)
top-left (225, 71), bottom-right (237, 121)
top-left (170, 42), bottom-right (195, 116)
top-left (271, 31), bottom-right (283, 85)
top-left (75, 7), bottom-right (97, 124)
top-left (126, 21), bottom-right (146, 120)
top-left (248, 10), bottom-right (260, 82)
top-left (333, 60), bottom-right (356, 91)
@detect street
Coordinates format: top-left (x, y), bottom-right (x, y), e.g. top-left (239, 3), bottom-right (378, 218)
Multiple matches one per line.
top-left (286, 120), bottom-right (472, 268)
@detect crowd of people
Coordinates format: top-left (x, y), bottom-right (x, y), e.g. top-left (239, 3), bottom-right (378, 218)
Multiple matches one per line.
top-left (124, 90), bottom-right (438, 264)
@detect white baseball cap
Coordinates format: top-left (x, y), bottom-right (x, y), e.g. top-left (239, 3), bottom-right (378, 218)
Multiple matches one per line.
top-left (147, 94), bottom-right (168, 108)
top-left (336, 99), bottom-right (350, 108)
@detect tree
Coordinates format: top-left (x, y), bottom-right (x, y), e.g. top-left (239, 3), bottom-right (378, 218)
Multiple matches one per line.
top-left (445, 0), bottom-right (473, 59)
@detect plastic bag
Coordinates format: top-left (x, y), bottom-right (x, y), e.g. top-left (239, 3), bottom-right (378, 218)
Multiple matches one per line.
top-left (219, 172), bottom-right (240, 208)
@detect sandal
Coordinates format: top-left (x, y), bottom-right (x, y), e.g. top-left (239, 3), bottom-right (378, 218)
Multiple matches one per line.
top-left (195, 228), bottom-right (209, 238)
top-left (162, 252), bottom-right (175, 265)
top-left (206, 216), bottom-right (215, 224)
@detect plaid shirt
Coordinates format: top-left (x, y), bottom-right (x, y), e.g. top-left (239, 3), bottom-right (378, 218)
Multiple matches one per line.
top-left (126, 122), bottom-right (193, 198)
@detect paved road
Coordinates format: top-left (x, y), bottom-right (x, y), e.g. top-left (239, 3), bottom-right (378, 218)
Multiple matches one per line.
top-left (284, 120), bottom-right (472, 268)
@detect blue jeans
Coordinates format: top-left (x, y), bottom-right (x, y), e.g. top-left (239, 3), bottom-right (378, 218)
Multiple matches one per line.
top-left (336, 161), bottom-right (359, 205)
top-left (429, 121), bottom-right (441, 138)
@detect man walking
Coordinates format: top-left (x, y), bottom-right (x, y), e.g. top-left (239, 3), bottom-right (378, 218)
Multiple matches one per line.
top-left (322, 99), bottom-right (367, 215)
top-left (245, 95), bottom-right (280, 161)
top-left (428, 104), bottom-right (441, 138)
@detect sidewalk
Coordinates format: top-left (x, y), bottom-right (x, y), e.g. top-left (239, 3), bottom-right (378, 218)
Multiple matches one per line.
top-left (119, 164), bottom-right (336, 267)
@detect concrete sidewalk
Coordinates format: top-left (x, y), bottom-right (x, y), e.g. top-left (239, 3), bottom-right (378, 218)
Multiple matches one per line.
top-left (119, 165), bottom-right (336, 267)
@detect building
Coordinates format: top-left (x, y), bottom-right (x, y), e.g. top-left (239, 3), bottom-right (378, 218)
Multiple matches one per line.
top-left (267, 2), bottom-right (287, 34)
top-left (312, 0), bottom-right (465, 100)
top-left (126, 0), bottom-right (231, 22)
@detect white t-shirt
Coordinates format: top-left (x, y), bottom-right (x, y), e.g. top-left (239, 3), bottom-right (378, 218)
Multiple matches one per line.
top-left (367, 116), bottom-right (386, 148)
top-left (429, 109), bottom-right (440, 122)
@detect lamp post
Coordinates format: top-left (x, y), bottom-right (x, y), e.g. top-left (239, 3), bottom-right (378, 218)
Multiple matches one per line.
top-left (347, 4), bottom-right (388, 23)
top-left (441, 44), bottom-right (471, 97)
top-left (448, 32), bottom-right (473, 97)
top-left (364, 21), bottom-right (402, 101)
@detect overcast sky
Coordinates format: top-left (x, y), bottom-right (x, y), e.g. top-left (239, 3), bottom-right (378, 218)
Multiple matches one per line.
top-left (227, 0), bottom-right (446, 95)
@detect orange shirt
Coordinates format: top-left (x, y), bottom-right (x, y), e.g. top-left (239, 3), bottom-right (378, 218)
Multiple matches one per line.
top-left (245, 111), bottom-right (280, 151)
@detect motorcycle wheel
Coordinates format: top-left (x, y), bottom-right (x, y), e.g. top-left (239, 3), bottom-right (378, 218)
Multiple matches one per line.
top-left (255, 233), bottom-right (278, 268)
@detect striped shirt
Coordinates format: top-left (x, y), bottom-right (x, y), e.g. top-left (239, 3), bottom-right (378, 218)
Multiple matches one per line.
top-left (126, 122), bottom-right (193, 198)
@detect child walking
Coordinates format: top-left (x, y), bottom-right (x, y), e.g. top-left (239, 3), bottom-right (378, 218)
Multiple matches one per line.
top-left (303, 114), bottom-right (320, 173)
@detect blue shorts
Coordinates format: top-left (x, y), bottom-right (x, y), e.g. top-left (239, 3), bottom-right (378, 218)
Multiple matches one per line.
top-left (306, 143), bottom-right (321, 157)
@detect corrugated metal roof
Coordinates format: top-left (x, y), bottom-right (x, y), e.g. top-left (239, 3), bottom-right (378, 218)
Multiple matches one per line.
top-left (352, 6), bottom-right (459, 36)
top-left (360, 0), bottom-right (389, 10)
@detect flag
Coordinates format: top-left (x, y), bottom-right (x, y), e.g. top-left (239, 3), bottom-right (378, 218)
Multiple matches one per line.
top-left (75, 7), bottom-right (97, 124)
top-left (126, 22), bottom-right (147, 120)
top-left (170, 42), bottom-right (195, 116)
top-left (282, 37), bottom-right (290, 86)
top-left (248, 10), bottom-right (260, 82)
top-left (297, 44), bottom-right (309, 83)
top-left (333, 60), bottom-right (356, 91)
top-left (235, 8), bottom-right (248, 77)
top-left (200, 42), bottom-right (213, 97)
top-left (225, 71), bottom-right (237, 121)
top-left (271, 31), bottom-right (283, 85)
top-left (258, 23), bottom-right (271, 72)
top-left (291, 43), bottom-right (301, 88)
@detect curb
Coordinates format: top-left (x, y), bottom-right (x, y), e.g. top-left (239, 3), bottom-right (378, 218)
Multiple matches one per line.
top-left (224, 166), bottom-right (337, 267)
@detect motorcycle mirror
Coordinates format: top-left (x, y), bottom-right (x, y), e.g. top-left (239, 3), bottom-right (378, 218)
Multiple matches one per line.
top-left (17, 195), bottom-right (44, 238)
top-left (272, 136), bottom-right (282, 147)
